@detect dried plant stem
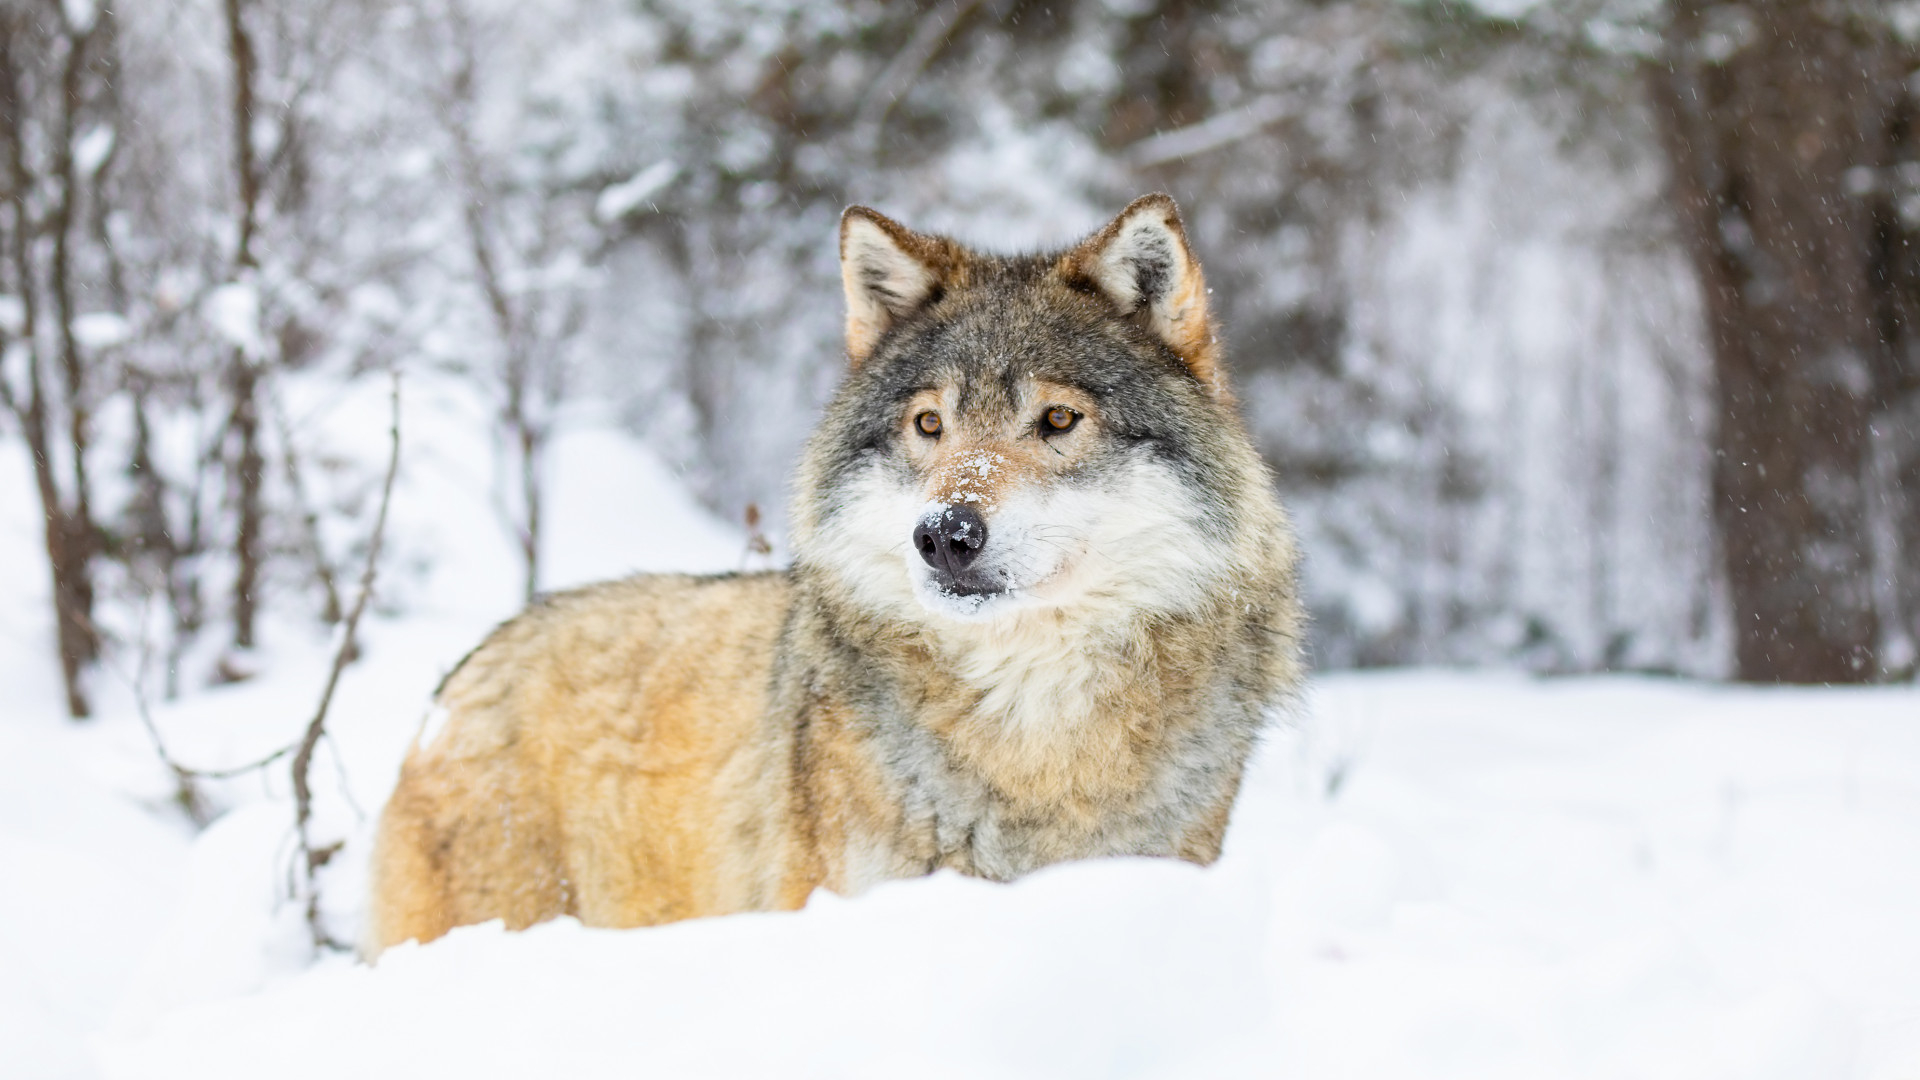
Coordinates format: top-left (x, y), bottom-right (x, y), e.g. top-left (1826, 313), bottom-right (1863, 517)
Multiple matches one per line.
top-left (290, 370), bottom-right (401, 948)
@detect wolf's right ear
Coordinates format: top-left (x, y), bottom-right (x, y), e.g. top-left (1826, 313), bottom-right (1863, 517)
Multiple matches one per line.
top-left (840, 207), bottom-right (956, 366)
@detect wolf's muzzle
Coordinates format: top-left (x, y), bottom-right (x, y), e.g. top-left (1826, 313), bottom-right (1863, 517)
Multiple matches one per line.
top-left (914, 504), bottom-right (994, 593)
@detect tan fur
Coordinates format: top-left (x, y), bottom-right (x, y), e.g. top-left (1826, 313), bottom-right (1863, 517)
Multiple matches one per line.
top-left (368, 575), bottom-right (805, 948)
top-left (366, 196), bottom-right (1304, 956)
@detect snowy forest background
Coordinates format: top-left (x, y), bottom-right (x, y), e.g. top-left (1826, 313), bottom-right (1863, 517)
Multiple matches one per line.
top-left (9, 2), bottom-right (1920, 1076)
top-left (8, 0), bottom-right (1920, 724)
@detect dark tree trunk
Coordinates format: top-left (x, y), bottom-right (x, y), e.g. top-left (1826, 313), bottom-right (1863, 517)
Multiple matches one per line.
top-left (1649, 2), bottom-right (1900, 683)
top-left (224, 0), bottom-right (263, 650)
top-left (0, 10), bottom-right (101, 717)
top-left (224, 0), bottom-right (259, 268)
top-left (1862, 65), bottom-right (1920, 676)
top-left (227, 355), bottom-right (264, 648)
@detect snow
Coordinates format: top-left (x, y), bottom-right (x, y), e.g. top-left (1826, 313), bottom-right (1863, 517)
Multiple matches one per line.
top-left (537, 422), bottom-right (745, 589)
top-left (1458, 0), bottom-right (1547, 19)
top-left (58, 0), bottom-right (95, 34)
top-left (0, 442), bottom-right (189, 1080)
top-left (85, 672), bottom-right (1920, 1080)
top-left (594, 161), bottom-right (678, 224)
top-left (71, 313), bottom-right (131, 351)
top-left (72, 127), bottom-right (115, 176)
top-left (202, 283), bottom-right (263, 359)
top-left (2, 383), bottom-right (1918, 1078)
top-left (102, 860), bottom-right (1268, 1080)
top-left (0, 713), bottom-right (187, 1080)
top-left (1895, 4), bottom-right (1920, 45)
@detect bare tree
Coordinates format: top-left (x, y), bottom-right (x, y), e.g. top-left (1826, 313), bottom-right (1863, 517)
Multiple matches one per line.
top-left (0, 2), bottom-right (117, 717)
top-left (221, 0), bottom-right (268, 652)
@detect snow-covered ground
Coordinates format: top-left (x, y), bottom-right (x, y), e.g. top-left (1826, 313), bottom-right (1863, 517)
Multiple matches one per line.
top-left (2, 386), bottom-right (1917, 1078)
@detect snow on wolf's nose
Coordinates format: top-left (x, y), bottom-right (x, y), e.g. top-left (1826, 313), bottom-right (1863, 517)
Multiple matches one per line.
top-left (914, 504), bottom-right (988, 580)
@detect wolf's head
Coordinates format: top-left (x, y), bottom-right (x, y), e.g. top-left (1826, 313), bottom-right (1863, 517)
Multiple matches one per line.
top-left (792, 195), bottom-right (1289, 638)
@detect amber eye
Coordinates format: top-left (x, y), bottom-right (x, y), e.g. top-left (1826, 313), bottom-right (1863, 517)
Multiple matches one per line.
top-left (916, 411), bottom-right (942, 437)
top-left (1043, 406), bottom-right (1078, 433)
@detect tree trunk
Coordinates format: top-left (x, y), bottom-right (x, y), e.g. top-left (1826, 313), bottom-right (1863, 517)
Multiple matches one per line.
top-left (1649, 2), bottom-right (1898, 683)
top-left (1862, 61), bottom-right (1920, 675)
top-left (228, 354), bottom-right (263, 648)
top-left (0, 10), bottom-right (101, 717)
top-left (224, 0), bottom-right (263, 650)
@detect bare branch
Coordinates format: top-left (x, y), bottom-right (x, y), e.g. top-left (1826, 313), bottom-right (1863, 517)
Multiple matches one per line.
top-left (122, 597), bottom-right (212, 825)
top-left (271, 391), bottom-right (344, 623)
top-left (1123, 96), bottom-right (1292, 170)
top-left (290, 368), bottom-right (401, 949)
top-left (851, 0), bottom-right (983, 161)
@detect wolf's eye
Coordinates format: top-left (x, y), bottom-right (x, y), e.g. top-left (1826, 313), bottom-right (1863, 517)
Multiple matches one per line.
top-left (916, 412), bottom-right (942, 437)
top-left (1042, 407), bottom-right (1079, 433)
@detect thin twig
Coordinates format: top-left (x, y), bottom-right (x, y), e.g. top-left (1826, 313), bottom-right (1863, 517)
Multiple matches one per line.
top-left (321, 730), bottom-right (366, 823)
top-left (271, 389), bottom-right (344, 622)
top-left (182, 741), bottom-right (297, 780)
top-left (290, 368), bottom-right (401, 949)
top-left (123, 594), bottom-right (211, 825)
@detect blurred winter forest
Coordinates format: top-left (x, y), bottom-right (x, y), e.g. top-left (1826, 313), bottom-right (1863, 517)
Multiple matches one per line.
top-left (6, 0), bottom-right (1920, 721)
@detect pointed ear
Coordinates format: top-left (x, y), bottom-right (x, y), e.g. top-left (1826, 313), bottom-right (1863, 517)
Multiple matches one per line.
top-left (840, 206), bottom-right (956, 366)
top-left (1061, 194), bottom-right (1223, 395)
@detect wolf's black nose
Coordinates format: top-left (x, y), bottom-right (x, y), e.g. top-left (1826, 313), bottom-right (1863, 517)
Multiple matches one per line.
top-left (914, 505), bottom-right (988, 577)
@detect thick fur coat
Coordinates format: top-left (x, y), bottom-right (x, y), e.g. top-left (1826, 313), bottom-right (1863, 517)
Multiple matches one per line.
top-left (366, 195), bottom-right (1304, 953)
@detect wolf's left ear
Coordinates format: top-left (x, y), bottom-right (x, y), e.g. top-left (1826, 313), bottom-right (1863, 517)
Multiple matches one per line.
top-left (840, 206), bottom-right (957, 366)
top-left (1062, 194), bottom-right (1222, 395)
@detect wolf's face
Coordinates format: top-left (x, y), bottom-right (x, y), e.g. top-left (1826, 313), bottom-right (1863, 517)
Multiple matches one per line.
top-left (794, 196), bottom-right (1274, 634)
top-left (895, 376), bottom-right (1110, 614)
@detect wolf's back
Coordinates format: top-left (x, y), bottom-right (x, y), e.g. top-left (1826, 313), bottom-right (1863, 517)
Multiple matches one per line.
top-left (366, 571), bottom-right (799, 953)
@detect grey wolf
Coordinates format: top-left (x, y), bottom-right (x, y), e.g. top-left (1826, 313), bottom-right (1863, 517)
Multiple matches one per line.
top-left (365, 194), bottom-right (1304, 952)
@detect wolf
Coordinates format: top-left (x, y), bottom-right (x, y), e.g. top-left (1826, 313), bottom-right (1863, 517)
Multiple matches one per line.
top-left (365, 194), bottom-right (1304, 952)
